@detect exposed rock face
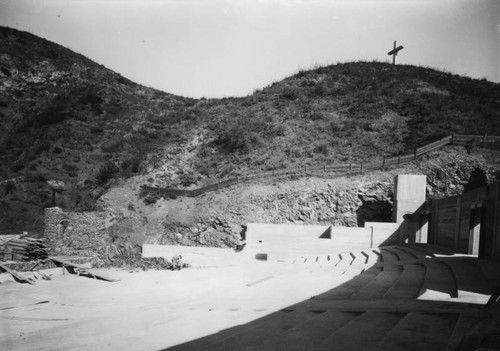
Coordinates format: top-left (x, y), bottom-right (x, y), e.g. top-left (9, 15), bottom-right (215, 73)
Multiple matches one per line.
top-left (101, 175), bottom-right (396, 249)
top-left (253, 181), bottom-right (392, 227)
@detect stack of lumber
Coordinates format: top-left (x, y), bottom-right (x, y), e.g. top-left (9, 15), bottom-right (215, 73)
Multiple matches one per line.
top-left (0, 235), bottom-right (21, 261)
top-left (5, 238), bottom-right (48, 261)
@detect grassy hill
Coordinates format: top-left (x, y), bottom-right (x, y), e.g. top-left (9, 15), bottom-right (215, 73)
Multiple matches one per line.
top-left (1, 26), bottom-right (500, 234)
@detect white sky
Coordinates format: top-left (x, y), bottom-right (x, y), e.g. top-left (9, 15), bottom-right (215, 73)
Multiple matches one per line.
top-left (0, 0), bottom-right (499, 98)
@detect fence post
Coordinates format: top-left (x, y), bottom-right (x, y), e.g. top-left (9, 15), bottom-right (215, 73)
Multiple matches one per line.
top-left (304, 165), bottom-right (307, 173)
top-left (483, 133), bottom-right (487, 143)
top-left (349, 163), bottom-right (352, 171)
top-left (370, 226), bottom-right (374, 248)
top-left (398, 154), bottom-right (401, 164)
top-left (382, 155), bottom-right (386, 169)
top-left (360, 162), bottom-right (363, 171)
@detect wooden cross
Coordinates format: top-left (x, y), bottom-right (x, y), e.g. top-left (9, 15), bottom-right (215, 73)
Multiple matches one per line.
top-left (387, 40), bottom-right (404, 65)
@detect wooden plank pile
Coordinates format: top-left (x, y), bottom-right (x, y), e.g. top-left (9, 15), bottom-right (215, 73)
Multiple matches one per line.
top-left (4, 238), bottom-right (48, 261)
top-left (50, 257), bottom-right (119, 282)
top-left (0, 262), bottom-right (36, 284)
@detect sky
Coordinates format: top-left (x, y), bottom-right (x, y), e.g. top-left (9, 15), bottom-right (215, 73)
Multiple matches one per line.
top-left (0, 0), bottom-right (499, 98)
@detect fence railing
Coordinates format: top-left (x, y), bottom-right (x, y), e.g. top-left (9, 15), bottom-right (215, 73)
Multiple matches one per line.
top-left (141, 134), bottom-right (499, 199)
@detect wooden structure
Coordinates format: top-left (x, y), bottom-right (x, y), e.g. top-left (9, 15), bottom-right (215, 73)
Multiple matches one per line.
top-left (142, 134), bottom-right (500, 200)
top-left (0, 262), bottom-right (36, 284)
top-left (387, 40), bottom-right (404, 65)
top-left (49, 257), bottom-right (119, 282)
top-left (412, 182), bottom-right (500, 260)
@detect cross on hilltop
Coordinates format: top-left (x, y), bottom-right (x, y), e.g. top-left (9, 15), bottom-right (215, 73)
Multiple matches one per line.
top-left (387, 40), bottom-right (404, 65)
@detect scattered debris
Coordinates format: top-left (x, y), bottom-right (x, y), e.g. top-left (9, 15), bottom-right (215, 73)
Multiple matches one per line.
top-left (49, 257), bottom-right (119, 282)
top-left (0, 262), bottom-right (36, 284)
top-left (246, 275), bottom-right (274, 287)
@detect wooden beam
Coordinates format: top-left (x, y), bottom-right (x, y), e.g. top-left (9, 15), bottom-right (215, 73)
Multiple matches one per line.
top-left (0, 263), bottom-right (36, 284)
top-left (49, 257), bottom-right (119, 282)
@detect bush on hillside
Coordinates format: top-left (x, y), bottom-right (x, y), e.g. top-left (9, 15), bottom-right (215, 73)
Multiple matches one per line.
top-left (3, 181), bottom-right (16, 195)
top-left (95, 161), bottom-right (119, 185)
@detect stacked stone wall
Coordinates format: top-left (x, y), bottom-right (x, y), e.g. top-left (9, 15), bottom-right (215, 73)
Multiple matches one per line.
top-left (43, 207), bottom-right (107, 255)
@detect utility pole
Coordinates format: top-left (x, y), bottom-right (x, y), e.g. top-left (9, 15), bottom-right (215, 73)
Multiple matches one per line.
top-left (387, 40), bottom-right (404, 65)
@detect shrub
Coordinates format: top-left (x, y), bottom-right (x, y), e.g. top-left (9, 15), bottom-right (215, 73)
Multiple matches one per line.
top-left (121, 155), bottom-right (141, 174)
top-left (95, 161), bottom-right (119, 185)
top-left (11, 163), bottom-right (24, 172)
top-left (63, 162), bottom-right (78, 173)
top-left (314, 143), bottom-right (329, 155)
top-left (25, 171), bottom-right (47, 182)
top-left (143, 193), bottom-right (159, 205)
top-left (100, 139), bottom-right (123, 153)
top-left (4, 181), bottom-right (16, 195)
top-left (282, 86), bottom-right (301, 100)
top-left (90, 126), bottom-right (104, 134)
top-left (34, 140), bottom-right (51, 155)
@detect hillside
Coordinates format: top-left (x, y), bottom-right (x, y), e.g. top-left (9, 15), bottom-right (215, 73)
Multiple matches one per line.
top-left (0, 26), bottom-right (195, 232)
top-left (1, 26), bottom-right (500, 238)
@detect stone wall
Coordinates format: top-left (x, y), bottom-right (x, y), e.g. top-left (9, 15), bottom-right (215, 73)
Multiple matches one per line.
top-left (44, 207), bottom-right (108, 255)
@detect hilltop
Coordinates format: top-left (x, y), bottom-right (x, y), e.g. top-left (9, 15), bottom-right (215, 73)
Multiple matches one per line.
top-left (1, 26), bottom-right (500, 239)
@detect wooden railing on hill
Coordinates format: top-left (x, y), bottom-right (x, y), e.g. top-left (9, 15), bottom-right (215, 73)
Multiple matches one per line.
top-left (141, 134), bottom-right (500, 199)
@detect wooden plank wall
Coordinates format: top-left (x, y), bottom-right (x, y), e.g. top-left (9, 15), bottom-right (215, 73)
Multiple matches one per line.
top-left (433, 197), bottom-right (458, 249)
top-left (426, 182), bottom-right (500, 260)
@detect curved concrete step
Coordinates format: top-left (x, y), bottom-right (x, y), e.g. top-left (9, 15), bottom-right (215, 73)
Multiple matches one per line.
top-left (361, 249), bottom-right (382, 265)
top-left (385, 246), bottom-right (419, 261)
top-left (177, 308), bottom-right (324, 351)
top-left (408, 243), bottom-right (455, 256)
top-left (419, 262), bottom-right (458, 299)
top-left (471, 259), bottom-right (500, 288)
top-left (445, 259), bottom-right (495, 301)
top-left (352, 265), bottom-right (403, 299)
top-left (258, 311), bottom-right (362, 351)
top-left (401, 244), bottom-right (436, 258)
top-left (370, 311), bottom-right (459, 351)
top-left (384, 264), bottom-right (426, 299)
top-left (314, 266), bottom-right (383, 300)
top-left (445, 313), bottom-right (484, 351)
top-left (377, 248), bottom-right (401, 262)
top-left (310, 311), bottom-right (406, 351)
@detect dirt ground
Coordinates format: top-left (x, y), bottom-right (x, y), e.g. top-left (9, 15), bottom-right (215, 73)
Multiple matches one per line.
top-left (0, 261), bottom-right (354, 351)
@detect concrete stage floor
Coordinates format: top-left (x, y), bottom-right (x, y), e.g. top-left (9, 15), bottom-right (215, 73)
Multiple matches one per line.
top-left (1, 245), bottom-right (500, 350)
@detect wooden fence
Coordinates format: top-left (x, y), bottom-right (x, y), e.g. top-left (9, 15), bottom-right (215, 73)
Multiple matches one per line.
top-left (141, 134), bottom-right (499, 199)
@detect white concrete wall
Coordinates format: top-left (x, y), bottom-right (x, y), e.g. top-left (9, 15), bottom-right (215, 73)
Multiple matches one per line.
top-left (393, 175), bottom-right (427, 224)
top-left (245, 222), bottom-right (399, 260)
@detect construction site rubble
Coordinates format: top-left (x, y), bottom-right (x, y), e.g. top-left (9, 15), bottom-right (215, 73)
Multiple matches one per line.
top-left (96, 242), bottom-right (190, 271)
top-left (1, 237), bottom-right (48, 261)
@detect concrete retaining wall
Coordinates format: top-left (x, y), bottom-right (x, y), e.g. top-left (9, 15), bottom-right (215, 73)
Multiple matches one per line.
top-left (245, 222), bottom-right (399, 260)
